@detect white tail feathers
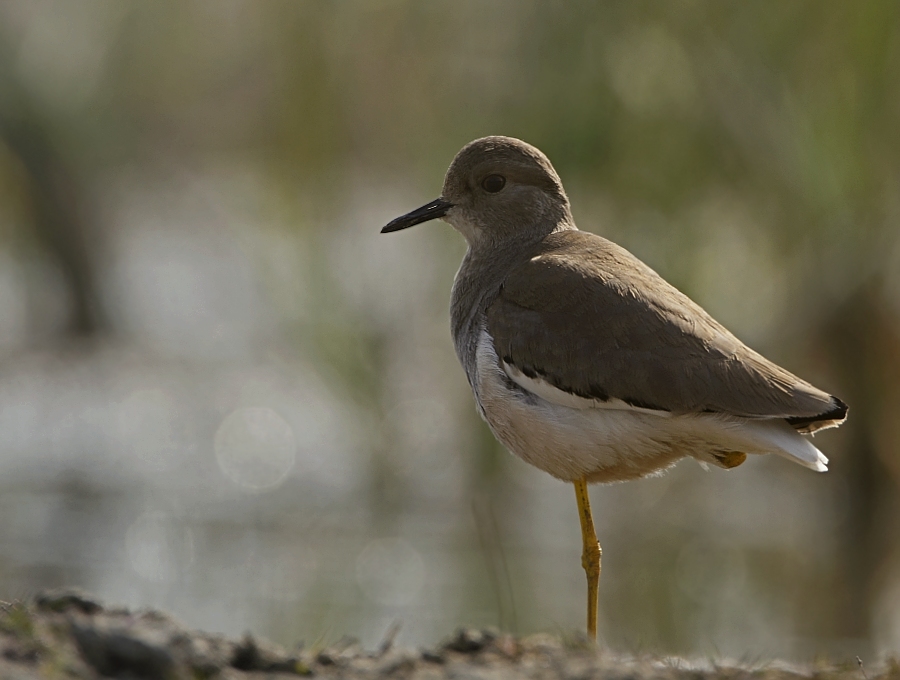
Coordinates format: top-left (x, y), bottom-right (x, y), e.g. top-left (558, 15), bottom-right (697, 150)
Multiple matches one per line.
top-left (748, 419), bottom-right (829, 472)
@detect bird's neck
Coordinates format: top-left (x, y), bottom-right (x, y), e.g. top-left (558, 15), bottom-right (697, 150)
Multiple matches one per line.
top-left (449, 222), bottom-right (576, 386)
top-left (449, 248), bottom-right (501, 391)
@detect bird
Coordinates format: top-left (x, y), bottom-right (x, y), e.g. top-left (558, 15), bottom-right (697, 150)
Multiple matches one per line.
top-left (380, 136), bottom-right (847, 640)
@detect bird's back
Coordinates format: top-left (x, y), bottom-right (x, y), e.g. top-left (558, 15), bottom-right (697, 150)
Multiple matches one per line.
top-left (483, 229), bottom-right (847, 431)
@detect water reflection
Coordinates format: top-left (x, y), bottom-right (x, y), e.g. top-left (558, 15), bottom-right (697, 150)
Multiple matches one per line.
top-left (356, 538), bottom-right (425, 607)
top-left (125, 511), bottom-right (194, 583)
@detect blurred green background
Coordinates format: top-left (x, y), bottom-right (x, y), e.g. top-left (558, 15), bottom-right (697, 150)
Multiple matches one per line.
top-left (1, 0), bottom-right (899, 662)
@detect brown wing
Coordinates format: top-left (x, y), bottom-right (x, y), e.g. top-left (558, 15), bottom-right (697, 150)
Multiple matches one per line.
top-left (486, 230), bottom-right (847, 431)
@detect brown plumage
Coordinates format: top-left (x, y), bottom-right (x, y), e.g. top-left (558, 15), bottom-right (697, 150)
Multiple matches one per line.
top-left (487, 229), bottom-right (847, 433)
top-left (381, 135), bottom-right (848, 639)
top-left (382, 134), bottom-right (848, 479)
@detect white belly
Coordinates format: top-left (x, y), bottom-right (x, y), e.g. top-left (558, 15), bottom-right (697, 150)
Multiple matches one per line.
top-left (472, 330), bottom-right (827, 483)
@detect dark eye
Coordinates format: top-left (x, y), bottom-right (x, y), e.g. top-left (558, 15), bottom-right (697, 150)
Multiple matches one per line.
top-left (481, 174), bottom-right (506, 193)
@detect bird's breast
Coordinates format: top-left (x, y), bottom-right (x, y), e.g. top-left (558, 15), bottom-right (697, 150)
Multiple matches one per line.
top-left (470, 328), bottom-right (685, 481)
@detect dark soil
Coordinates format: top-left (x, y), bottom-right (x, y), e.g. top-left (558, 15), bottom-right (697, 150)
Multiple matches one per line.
top-left (1, 589), bottom-right (897, 680)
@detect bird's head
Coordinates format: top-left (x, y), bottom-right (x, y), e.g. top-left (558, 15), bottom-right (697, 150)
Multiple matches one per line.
top-left (381, 136), bottom-right (573, 248)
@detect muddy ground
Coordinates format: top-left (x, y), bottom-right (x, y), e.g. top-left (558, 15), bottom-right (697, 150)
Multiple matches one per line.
top-left (1, 590), bottom-right (897, 680)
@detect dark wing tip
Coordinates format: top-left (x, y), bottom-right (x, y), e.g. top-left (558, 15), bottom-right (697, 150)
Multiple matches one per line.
top-left (787, 395), bottom-right (848, 433)
top-left (830, 396), bottom-right (849, 419)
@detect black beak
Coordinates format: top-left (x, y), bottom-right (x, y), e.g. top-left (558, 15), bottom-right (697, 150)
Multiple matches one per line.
top-left (381, 198), bottom-right (453, 233)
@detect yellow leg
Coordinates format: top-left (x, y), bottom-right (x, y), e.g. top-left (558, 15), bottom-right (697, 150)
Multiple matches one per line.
top-left (574, 478), bottom-right (601, 640)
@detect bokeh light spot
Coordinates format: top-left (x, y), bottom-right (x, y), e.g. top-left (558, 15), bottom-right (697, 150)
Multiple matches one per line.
top-left (214, 407), bottom-right (296, 491)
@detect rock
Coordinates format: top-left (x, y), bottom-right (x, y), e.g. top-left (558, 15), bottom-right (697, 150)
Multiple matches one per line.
top-left (1, 591), bottom-right (897, 680)
top-left (231, 633), bottom-right (307, 674)
top-left (71, 623), bottom-right (176, 680)
top-left (444, 627), bottom-right (496, 653)
top-left (34, 588), bottom-right (102, 615)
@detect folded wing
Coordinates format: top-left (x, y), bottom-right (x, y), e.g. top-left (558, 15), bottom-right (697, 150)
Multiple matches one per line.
top-left (486, 231), bottom-right (847, 432)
